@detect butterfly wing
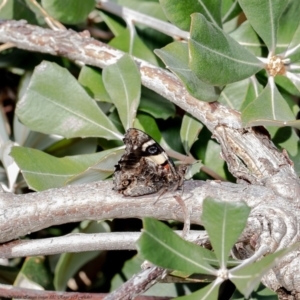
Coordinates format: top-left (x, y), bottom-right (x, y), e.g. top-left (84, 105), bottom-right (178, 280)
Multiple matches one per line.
top-left (113, 128), bottom-right (185, 196)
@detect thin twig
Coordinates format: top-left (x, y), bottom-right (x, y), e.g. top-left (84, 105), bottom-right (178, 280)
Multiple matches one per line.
top-left (29, 0), bottom-right (65, 30)
top-left (0, 283), bottom-right (106, 300)
top-left (104, 266), bottom-right (165, 300)
top-left (0, 230), bottom-right (208, 258)
top-left (0, 283), bottom-right (171, 300)
top-left (0, 42), bottom-right (14, 51)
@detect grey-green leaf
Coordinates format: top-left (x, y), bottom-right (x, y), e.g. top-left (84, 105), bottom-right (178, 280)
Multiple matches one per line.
top-left (230, 283), bottom-right (278, 300)
top-left (67, 147), bottom-right (124, 185)
top-left (242, 80), bottom-right (296, 127)
top-left (155, 41), bottom-right (221, 101)
top-left (230, 243), bottom-right (300, 298)
top-left (276, 0), bottom-right (300, 55)
top-left (78, 66), bottom-right (112, 102)
top-left (1, 141), bottom-right (19, 192)
top-left (180, 113), bottom-right (203, 154)
top-left (204, 141), bottom-right (226, 179)
top-left (222, 0), bottom-right (242, 23)
top-left (189, 13), bottom-right (263, 86)
top-left (285, 23), bottom-right (300, 62)
top-left (218, 78), bottom-right (262, 111)
top-left (16, 61), bottom-right (122, 140)
top-left (109, 30), bottom-right (159, 65)
top-left (176, 280), bottom-right (222, 300)
top-left (41, 0), bottom-right (94, 24)
top-left (230, 21), bottom-right (263, 57)
top-left (103, 54), bottom-right (141, 130)
top-left (238, 0), bottom-right (288, 52)
top-left (160, 0), bottom-right (222, 31)
top-left (201, 198), bottom-right (251, 268)
top-left (10, 146), bottom-right (113, 191)
top-left (137, 218), bottom-right (216, 275)
top-left (139, 87), bottom-right (175, 120)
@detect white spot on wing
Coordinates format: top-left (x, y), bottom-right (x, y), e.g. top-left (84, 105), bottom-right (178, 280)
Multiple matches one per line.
top-left (146, 154), bottom-right (167, 165)
top-left (142, 140), bottom-right (155, 151)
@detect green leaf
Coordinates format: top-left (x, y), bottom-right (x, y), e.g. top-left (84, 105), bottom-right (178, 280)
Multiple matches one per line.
top-left (204, 140), bottom-right (226, 179)
top-left (185, 161), bottom-right (203, 179)
top-left (139, 87), bottom-right (175, 120)
top-left (285, 23), bottom-right (300, 62)
top-left (176, 280), bottom-right (222, 300)
top-left (286, 72), bottom-right (300, 95)
top-left (0, 0), bottom-right (38, 24)
top-left (45, 137), bottom-right (97, 157)
top-left (41, 0), bottom-right (94, 24)
top-left (66, 147), bottom-right (124, 185)
top-left (14, 256), bottom-right (53, 290)
top-left (160, 0), bottom-right (222, 31)
top-left (218, 78), bottom-right (262, 111)
top-left (230, 243), bottom-right (300, 298)
top-left (222, 0), bottom-right (242, 23)
top-left (134, 113), bottom-right (162, 142)
top-left (155, 42), bottom-right (221, 101)
top-left (16, 61), bottom-right (122, 140)
top-left (78, 66), bottom-right (111, 102)
top-left (120, 0), bottom-right (168, 24)
top-left (54, 221), bottom-right (110, 291)
top-left (275, 75), bottom-right (300, 98)
top-left (189, 14), bottom-right (263, 86)
top-left (230, 21), bottom-right (263, 57)
top-left (1, 141), bottom-right (20, 192)
top-left (137, 218), bottom-right (216, 275)
top-left (201, 198), bottom-right (251, 268)
top-left (241, 79), bottom-right (296, 127)
top-left (103, 54), bottom-right (141, 130)
top-left (273, 126), bottom-right (300, 174)
top-left (109, 27), bottom-right (158, 65)
top-left (161, 124), bottom-right (186, 154)
top-left (99, 11), bottom-right (125, 37)
top-left (276, 1), bottom-right (300, 55)
top-left (10, 146), bottom-right (114, 191)
top-left (270, 125), bottom-right (299, 156)
top-left (230, 283), bottom-right (278, 300)
top-left (180, 113), bottom-right (203, 154)
top-left (238, 0), bottom-right (287, 52)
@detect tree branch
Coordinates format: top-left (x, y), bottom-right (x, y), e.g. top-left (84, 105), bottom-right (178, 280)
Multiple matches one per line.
top-left (0, 230), bottom-right (209, 258)
top-left (1, 20), bottom-right (300, 293)
top-left (0, 180), bottom-right (293, 244)
top-left (0, 283), bottom-right (171, 300)
top-left (0, 283), bottom-right (106, 300)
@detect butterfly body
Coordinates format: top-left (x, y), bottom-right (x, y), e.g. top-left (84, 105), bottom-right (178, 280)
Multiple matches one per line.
top-left (113, 128), bottom-right (186, 196)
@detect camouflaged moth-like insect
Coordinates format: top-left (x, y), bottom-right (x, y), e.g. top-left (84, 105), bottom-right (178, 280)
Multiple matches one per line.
top-left (113, 128), bottom-right (187, 197)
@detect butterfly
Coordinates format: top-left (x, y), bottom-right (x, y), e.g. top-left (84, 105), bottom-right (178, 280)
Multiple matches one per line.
top-left (113, 128), bottom-right (187, 197)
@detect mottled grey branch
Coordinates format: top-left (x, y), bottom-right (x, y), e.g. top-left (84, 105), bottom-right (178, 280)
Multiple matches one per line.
top-left (0, 230), bottom-right (209, 258)
top-left (1, 20), bottom-right (300, 294)
top-left (0, 179), bottom-right (289, 244)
